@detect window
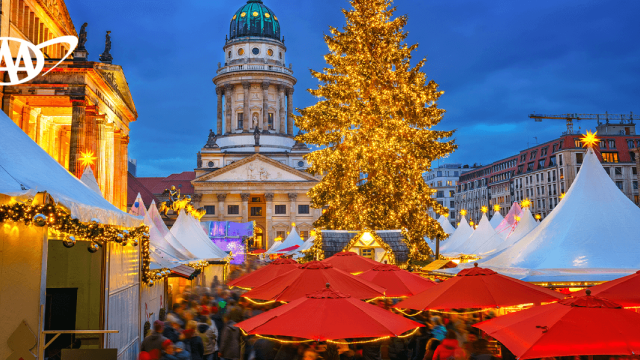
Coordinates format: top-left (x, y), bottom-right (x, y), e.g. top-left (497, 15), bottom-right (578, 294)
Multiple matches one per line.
top-left (450, 201), bottom-right (455, 207)
top-left (252, 47), bottom-right (260, 55)
top-left (634, 167), bottom-right (638, 175)
top-left (616, 181), bottom-right (624, 191)
top-left (237, 112), bottom-right (244, 129)
top-left (634, 181), bottom-right (638, 190)
top-left (536, 174), bottom-right (540, 182)
top-left (449, 190), bottom-right (455, 197)
top-left (628, 140), bottom-right (635, 149)
top-left (250, 207), bottom-right (262, 216)
top-left (575, 153), bottom-right (583, 164)
top-left (298, 205), bottom-right (310, 214)
top-left (300, 231), bottom-right (309, 240)
top-left (574, 139), bottom-right (582, 148)
top-left (450, 211), bottom-right (456, 218)
top-left (517, 165), bottom-right (524, 174)
top-left (454, 171), bottom-right (459, 176)
top-left (614, 167), bottom-right (622, 175)
top-left (437, 191), bottom-right (445, 198)
top-left (636, 195), bottom-right (639, 205)
top-left (268, 113), bottom-right (274, 129)
top-left (537, 200), bottom-right (541, 208)
top-left (561, 182), bottom-right (565, 193)
top-left (549, 156), bottom-right (557, 167)
top-left (437, 171), bottom-right (442, 177)
top-left (530, 151), bottom-right (537, 160)
top-left (602, 152), bottom-right (619, 163)
top-left (552, 144), bottom-right (557, 153)
top-left (541, 147), bottom-right (548, 156)
top-left (204, 206), bottom-right (215, 215)
top-left (560, 168), bottom-right (564, 180)
top-left (631, 152), bottom-right (637, 162)
top-left (437, 181), bottom-right (443, 187)
top-left (553, 184), bottom-right (557, 195)
top-left (538, 159), bottom-right (546, 169)
top-left (577, 166), bottom-right (580, 173)
top-left (228, 205), bottom-right (239, 214)
top-left (446, 181), bottom-right (453, 186)
top-left (520, 154), bottom-right (526, 162)
top-left (542, 199), bottom-right (545, 208)
top-left (559, 154), bottom-right (563, 166)
top-left (275, 205), bottom-right (286, 214)
top-left (541, 186), bottom-right (545, 195)
top-left (360, 248), bottom-right (375, 259)
top-left (609, 139), bottom-right (616, 149)
top-left (600, 140), bottom-right (607, 149)
top-left (252, 197), bottom-right (261, 202)
top-left (527, 162), bottom-right (534, 171)
top-left (276, 230), bottom-right (286, 239)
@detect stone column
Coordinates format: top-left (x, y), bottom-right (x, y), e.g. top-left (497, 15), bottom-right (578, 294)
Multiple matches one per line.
top-left (21, 104), bottom-right (31, 138)
top-left (217, 194), bottom-right (227, 221)
top-left (264, 193), bottom-right (274, 250)
top-left (216, 87), bottom-right (223, 135)
top-left (69, 99), bottom-right (86, 177)
top-left (241, 193), bottom-right (250, 223)
top-left (262, 82), bottom-right (270, 131)
top-left (224, 84), bottom-right (234, 134)
top-left (120, 135), bottom-right (129, 210)
top-left (242, 82), bottom-right (250, 132)
top-left (288, 193), bottom-right (297, 226)
top-left (278, 85), bottom-right (286, 134)
top-left (84, 106), bottom-right (98, 172)
top-left (104, 122), bottom-right (115, 203)
top-left (113, 130), bottom-right (122, 209)
top-left (286, 88), bottom-right (294, 136)
top-left (96, 116), bottom-right (107, 194)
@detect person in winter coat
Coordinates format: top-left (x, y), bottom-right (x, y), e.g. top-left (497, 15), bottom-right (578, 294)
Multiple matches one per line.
top-left (422, 338), bottom-right (440, 360)
top-left (161, 339), bottom-right (179, 360)
top-left (164, 320), bottom-right (182, 344)
top-left (387, 337), bottom-right (409, 360)
top-left (252, 338), bottom-right (279, 360)
top-left (174, 342), bottom-right (192, 360)
top-left (430, 317), bottom-right (447, 341)
top-left (141, 320), bottom-right (168, 354)
top-left (196, 316), bottom-right (218, 360)
top-left (182, 321), bottom-right (205, 360)
top-left (218, 319), bottom-right (245, 360)
top-left (469, 339), bottom-right (497, 360)
top-left (432, 332), bottom-right (466, 360)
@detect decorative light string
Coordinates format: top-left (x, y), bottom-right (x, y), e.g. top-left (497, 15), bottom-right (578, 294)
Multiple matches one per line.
top-left (240, 327), bottom-right (421, 345)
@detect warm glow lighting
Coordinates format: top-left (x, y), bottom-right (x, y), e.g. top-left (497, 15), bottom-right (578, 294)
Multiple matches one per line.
top-left (560, 192), bottom-right (566, 199)
top-left (514, 215), bottom-right (521, 222)
top-left (535, 214), bottom-right (542, 220)
top-left (460, 209), bottom-right (467, 216)
top-left (79, 151), bottom-right (97, 167)
top-left (581, 130), bottom-right (599, 149)
top-left (520, 199), bottom-right (531, 208)
top-left (481, 206), bottom-right (488, 213)
top-left (361, 231), bottom-right (374, 246)
top-left (469, 221), bottom-right (474, 226)
top-left (493, 204), bottom-right (500, 212)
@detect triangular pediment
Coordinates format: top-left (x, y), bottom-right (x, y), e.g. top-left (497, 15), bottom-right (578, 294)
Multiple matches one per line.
top-left (194, 154), bottom-right (318, 183)
top-left (95, 66), bottom-right (137, 117)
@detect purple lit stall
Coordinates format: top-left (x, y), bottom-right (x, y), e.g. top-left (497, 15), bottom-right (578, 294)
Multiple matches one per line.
top-left (201, 221), bottom-right (254, 265)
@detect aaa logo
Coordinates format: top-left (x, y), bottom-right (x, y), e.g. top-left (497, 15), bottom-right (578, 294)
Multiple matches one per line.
top-left (0, 36), bottom-right (78, 85)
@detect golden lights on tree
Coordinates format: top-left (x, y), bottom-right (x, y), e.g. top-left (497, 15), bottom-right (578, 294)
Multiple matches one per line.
top-left (581, 130), bottom-right (599, 149)
top-left (293, 0), bottom-right (456, 257)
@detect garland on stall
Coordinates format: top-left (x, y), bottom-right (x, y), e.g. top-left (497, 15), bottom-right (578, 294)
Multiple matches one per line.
top-left (0, 202), bottom-right (161, 285)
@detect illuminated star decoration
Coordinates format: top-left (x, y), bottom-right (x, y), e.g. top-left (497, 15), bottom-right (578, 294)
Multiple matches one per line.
top-left (493, 204), bottom-right (500, 212)
top-left (79, 150), bottom-right (97, 167)
top-left (559, 192), bottom-right (566, 199)
top-left (481, 206), bottom-right (488, 213)
top-left (535, 214), bottom-right (542, 220)
top-left (520, 198), bottom-right (531, 208)
top-left (514, 215), bottom-right (521, 222)
top-left (460, 209), bottom-right (467, 217)
top-left (581, 130), bottom-right (599, 149)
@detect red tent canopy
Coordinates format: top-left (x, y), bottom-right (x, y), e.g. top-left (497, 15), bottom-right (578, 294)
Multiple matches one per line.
top-left (241, 261), bottom-right (386, 302)
top-left (277, 245), bottom-right (300, 253)
top-left (394, 263), bottom-right (563, 310)
top-left (322, 251), bottom-right (380, 274)
top-left (227, 258), bottom-right (298, 289)
top-left (358, 264), bottom-right (437, 297)
top-left (475, 291), bottom-right (640, 359)
top-left (237, 285), bottom-right (422, 341)
top-left (249, 249), bottom-right (267, 254)
top-left (573, 270), bottom-right (640, 307)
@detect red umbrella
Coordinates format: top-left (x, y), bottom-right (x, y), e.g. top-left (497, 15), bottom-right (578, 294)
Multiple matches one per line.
top-left (227, 258), bottom-right (298, 290)
top-left (322, 251), bottom-right (380, 274)
top-left (358, 264), bottom-right (437, 297)
top-left (573, 270), bottom-right (640, 307)
top-left (474, 290), bottom-right (640, 358)
top-left (241, 261), bottom-right (386, 302)
top-left (277, 245), bottom-right (300, 253)
top-left (395, 263), bottom-right (563, 310)
top-left (237, 284), bottom-right (423, 341)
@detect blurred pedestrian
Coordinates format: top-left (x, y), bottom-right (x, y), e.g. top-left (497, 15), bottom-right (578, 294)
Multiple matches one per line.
top-left (183, 320), bottom-right (205, 360)
top-left (142, 320), bottom-right (168, 354)
top-left (432, 332), bottom-right (466, 360)
top-left (422, 338), bottom-right (441, 360)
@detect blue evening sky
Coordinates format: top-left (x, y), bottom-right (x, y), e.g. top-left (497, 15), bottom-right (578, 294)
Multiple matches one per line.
top-left (65, 0), bottom-right (640, 176)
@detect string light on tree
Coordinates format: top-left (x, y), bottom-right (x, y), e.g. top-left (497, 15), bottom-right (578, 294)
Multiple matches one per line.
top-left (293, 0), bottom-right (456, 258)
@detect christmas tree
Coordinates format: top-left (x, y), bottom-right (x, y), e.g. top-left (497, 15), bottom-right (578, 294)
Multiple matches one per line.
top-left (295, 0), bottom-right (456, 256)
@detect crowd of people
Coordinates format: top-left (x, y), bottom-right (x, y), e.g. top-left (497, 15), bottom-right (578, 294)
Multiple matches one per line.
top-left (138, 262), bottom-right (509, 360)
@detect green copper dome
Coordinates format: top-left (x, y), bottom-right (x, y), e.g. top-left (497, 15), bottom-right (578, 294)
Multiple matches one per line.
top-left (229, 0), bottom-right (281, 41)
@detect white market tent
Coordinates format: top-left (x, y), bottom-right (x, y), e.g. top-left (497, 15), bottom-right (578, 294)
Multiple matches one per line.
top-left (440, 216), bottom-right (473, 254)
top-left (80, 166), bottom-right (102, 196)
top-left (494, 202), bottom-right (522, 238)
top-left (129, 192), bottom-right (148, 217)
top-left (266, 224), bottom-right (304, 254)
top-left (489, 211), bottom-right (504, 229)
top-left (185, 212), bottom-right (228, 259)
top-left (170, 210), bottom-right (227, 261)
top-left (473, 207), bottom-right (538, 258)
top-left (449, 213), bottom-right (499, 255)
top-left (482, 147), bottom-right (640, 281)
top-left (285, 235), bottom-right (315, 258)
top-left (438, 215), bottom-right (456, 235)
top-left (148, 201), bottom-right (196, 259)
top-left (0, 113), bottom-right (140, 227)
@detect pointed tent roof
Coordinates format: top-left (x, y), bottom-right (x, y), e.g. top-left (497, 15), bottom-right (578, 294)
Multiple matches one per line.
top-left (170, 210), bottom-right (227, 261)
top-left (489, 211), bottom-right (504, 229)
top-left (483, 147), bottom-right (640, 280)
top-left (267, 224), bottom-right (304, 254)
top-left (129, 193), bottom-right (148, 217)
top-left (80, 166), bottom-right (102, 196)
top-left (494, 202), bottom-right (522, 237)
top-left (147, 201), bottom-right (196, 259)
top-left (286, 236), bottom-right (315, 258)
top-left (0, 112), bottom-right (139, 227)
top-left (474, 208), bottom-right (538, 258)
top-left (440, 216), bottom-right (473, 254)
top-left (438, 215), bottom-right (456, 235)
top-left (450, 213), bottom-right (499, 255)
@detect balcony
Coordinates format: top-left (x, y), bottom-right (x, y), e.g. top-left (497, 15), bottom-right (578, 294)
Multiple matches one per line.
top-left (216, 64), bottom-right (294, 76)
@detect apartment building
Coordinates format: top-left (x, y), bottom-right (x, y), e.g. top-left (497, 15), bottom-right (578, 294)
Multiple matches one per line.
top-left (423, 164), bottom-right (464, 227)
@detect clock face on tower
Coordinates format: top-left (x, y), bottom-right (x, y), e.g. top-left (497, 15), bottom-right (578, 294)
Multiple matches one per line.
top-left (252, 48), bottom-right (260, 55)
top-left (238, 48), bottom-right (245, 56)
top-left (267, 49), bottom-right (273, 56)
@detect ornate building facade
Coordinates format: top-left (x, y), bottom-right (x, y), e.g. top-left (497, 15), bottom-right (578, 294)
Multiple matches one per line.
top-left (191, 0), bottom-right (320, 250)
top-left (0, 0), bottom-right (137, 210)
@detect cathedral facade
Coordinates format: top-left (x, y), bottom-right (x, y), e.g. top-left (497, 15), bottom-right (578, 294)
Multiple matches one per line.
top-left (192, 0), bottom-right (320, 250)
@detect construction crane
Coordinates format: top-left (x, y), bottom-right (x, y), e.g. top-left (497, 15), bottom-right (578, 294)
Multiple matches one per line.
top-left (529, 112), bottom-right (640, 134)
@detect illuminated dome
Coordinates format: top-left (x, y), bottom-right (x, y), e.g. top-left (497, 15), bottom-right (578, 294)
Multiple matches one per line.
top-left (229, 0), bottom-right (281, 41)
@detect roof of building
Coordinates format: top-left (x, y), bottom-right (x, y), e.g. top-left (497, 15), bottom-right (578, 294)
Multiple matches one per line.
top-left (137, 171), bottom-right (196, 196)
top-left (127, 172), bottom-right (159, 207)
top-left (229, 0), bottom-right (281, 42)
top-left (319, 230), bottom-right (410, 264)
